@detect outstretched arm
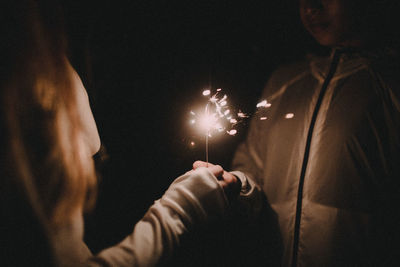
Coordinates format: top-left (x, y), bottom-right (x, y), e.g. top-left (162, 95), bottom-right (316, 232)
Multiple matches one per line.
top-left (87, 167), bottom-right (230, 267)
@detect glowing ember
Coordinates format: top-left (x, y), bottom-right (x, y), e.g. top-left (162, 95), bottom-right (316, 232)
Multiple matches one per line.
top-left (237, 111), bottom-right (248, 118)
top-left (285, 113), bottom-right (294, 119)
top-left (202, 90), bottom-right (211, 96)
top-left (256, 100), bottom-right (271, 108)
top-left (191, 89), bottom-right (245, 137)
top-left (227, 129), bottom-right (237, 135)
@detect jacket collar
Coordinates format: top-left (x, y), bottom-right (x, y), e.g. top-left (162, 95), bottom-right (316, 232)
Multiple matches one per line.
top-left (308, 47), bottom-right (397, 82)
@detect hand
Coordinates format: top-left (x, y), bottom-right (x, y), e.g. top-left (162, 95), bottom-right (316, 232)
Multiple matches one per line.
top-left (193, 161), bottom-right (241, 202)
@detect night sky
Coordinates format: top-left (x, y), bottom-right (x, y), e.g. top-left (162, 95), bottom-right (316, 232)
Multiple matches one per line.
top-left (62, 1), bottom-right (319, 265)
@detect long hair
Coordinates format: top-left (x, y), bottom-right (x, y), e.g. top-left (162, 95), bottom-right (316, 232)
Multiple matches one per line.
top-left (0, 0), bottom-right (97, 253)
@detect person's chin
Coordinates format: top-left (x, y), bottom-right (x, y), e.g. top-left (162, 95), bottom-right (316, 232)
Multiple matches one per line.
top-left (315, 37), bottom-right (336, 47)
top-left (311, 31), bottom-right (338, 47)
top-left (306, 24), bottom-right (332, 46)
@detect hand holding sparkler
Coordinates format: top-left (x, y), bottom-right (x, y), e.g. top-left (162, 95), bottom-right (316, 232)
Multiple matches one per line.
top-left (193, 160), bottom-right (242, 202)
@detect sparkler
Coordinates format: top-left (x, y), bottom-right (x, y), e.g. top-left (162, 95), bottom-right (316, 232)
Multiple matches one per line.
top-left (190, 88), bottom-right (248, 165)
top-left (189, 88), bottom-right (275, 165)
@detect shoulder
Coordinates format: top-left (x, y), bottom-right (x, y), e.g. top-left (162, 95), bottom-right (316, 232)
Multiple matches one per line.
top-left (368, 49), bottom-right (400, 94)
top-left (270, 58), bottom-right (310, 83)
top-left (262, 57), bottom-right (311, 100)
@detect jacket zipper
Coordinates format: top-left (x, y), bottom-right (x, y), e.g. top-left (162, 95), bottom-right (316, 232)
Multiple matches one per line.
top-left (291, 49), bottom-right (342, 267)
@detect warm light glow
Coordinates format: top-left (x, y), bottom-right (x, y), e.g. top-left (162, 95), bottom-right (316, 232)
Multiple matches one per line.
top-left (203, 90), bottom-right (211, 96)
top-left (198, 113), bottom-right (218, 132)
top-left (190, 89), bottom-right (247, 140)
top-left (227, 129), bottom-right (237, 135)
top-left (238, 112), bottom-right (248, 118)
top-left (285, 113), bottom-right (294, 119)
top-left (188, 88), bottom-right (274, 163)
top-left (256, 99), bottom-right (271, 108)
top-left (188, 93), bottom-right (277, 160)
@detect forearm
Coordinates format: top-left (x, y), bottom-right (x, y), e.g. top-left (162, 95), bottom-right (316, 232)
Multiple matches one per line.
top-left (88, 168), bottom-right (228, 267)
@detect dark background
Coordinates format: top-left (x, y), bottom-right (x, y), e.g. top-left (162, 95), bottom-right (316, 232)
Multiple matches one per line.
top-left (61, 1), bottom-right (318, 265)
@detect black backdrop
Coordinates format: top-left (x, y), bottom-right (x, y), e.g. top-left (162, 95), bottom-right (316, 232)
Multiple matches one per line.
top-left (61, 1), bottom-right (318, 266)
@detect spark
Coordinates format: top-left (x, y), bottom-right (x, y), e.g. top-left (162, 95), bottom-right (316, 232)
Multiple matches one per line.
top-left (256, 100), bottom-right (271, 108)
top-left (285, 113), bottom-right (294, 119)
top-left (237, 111), bottom-right (248, 118)
top-left (256, 98), bottom-right (272, 121)
top-left (227, 129), bottom-right (237, 135)
top-left (203, 90), bottom-right (211, 96)
top-left (191, 89), bottom-right (245, 137)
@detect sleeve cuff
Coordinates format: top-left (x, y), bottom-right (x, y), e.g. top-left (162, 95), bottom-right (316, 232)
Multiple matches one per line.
top-left (230, 171), bottom-right (251, 195)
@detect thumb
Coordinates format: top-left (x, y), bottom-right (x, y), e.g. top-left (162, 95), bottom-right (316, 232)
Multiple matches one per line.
top-left (193, 160), bottom-right (213, 169)
top-left (208, 164), bottom-right (224, 178)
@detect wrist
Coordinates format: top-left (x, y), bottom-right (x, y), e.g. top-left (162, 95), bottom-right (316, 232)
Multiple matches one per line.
top-left (230, 171), bottom-right (250, 194)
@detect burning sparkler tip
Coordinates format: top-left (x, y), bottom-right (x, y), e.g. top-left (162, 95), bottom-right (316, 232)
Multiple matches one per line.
top-left (189, 88), bottom-right (247, 159)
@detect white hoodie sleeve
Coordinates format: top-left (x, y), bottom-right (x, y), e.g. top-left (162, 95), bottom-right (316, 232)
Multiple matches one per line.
top-left (87, 167), bottom-right (228, 267)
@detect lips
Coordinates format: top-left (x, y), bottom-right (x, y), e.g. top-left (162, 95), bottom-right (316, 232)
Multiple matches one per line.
top-left (309, 22), bottom-right (328, 33)
top-left (305, 15), bottom-right (329, 34)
